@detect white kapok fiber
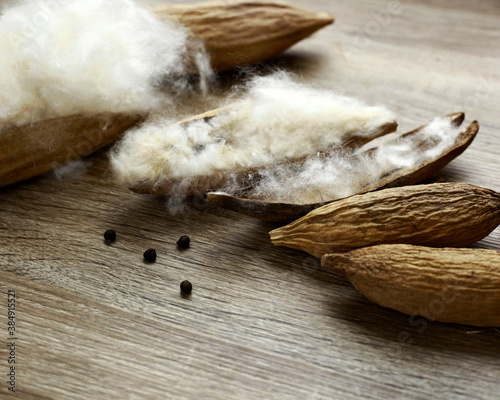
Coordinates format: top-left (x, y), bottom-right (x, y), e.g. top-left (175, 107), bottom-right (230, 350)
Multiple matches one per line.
top-left (111, 72), bottom-right (396, 193)
top-left (248, 115), bottom-right (464, 204)
top-left (0, 0), bottom-right (208, 125)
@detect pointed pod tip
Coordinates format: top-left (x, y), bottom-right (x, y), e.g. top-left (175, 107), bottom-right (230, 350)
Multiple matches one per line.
top-left (468, 120), bottom-right (480, 131)
top-left (448, 111), bottom-right (465, 127)
top-left (269, 228), bottom-right (282, 244)
top-left (457, 119), bottom-right (480, 143)
top-left (315, 12), bottom-right (335, 26)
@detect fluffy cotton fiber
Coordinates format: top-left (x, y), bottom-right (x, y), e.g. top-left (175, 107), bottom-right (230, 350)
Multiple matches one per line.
top-left (0, 0), bottom-right (207, 125)
top-left (111, 72), bottom-right (396, 191)
top-left (112, 72), bottom-right (464, 204)
top-left (248, 116), bottom-right (463, 203)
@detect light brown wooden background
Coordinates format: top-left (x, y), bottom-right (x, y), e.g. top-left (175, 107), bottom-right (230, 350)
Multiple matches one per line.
top-left (1, 0), bottom-right (500, 399)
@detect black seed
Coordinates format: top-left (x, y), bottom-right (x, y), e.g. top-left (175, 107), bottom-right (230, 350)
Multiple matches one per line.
top-left (177, 235), bottom-right (190, 249)
top-left (143, 248), bottom-right (157, 262)
top-left (180, 280), bottom-right (192, 294)
top-left (104, 229), bottom-right (116, 242)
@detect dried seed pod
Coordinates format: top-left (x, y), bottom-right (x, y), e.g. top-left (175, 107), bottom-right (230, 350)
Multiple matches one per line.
top-left (154, 0), bottom-right (334, 71)
top-left (206, 112), bottom-right (479, 221)
top-left (0, 113), bottom-right (142, 188)
top-left (269, 182), bottom-right (500, 257)
top-left (126, 106), bottom-right (396, 196)
top-left (321, 244), bottom-right (500, 327)
top-left (116, 73), bottom-right (398, 196)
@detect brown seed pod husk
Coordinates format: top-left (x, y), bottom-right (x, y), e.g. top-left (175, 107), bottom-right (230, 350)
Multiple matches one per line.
top-left (0, 113), bottom-right (143, 188)
top-left (269, 182), bottom-right (500, 257)
top-left (321, 244), bottom-right (500, 327)
top-left (206, 112), bottom-right (479, 221)
top-left (154, 0), bottom-right (334, 72)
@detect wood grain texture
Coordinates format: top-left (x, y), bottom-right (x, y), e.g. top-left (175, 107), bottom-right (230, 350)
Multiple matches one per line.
top-left (1, 0), bottom-right (500, 399)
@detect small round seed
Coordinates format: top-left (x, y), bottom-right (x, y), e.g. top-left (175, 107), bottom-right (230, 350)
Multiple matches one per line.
top-left (180, 280), bottom-right (192, 294)
top-left (143, 248), bottom-right (157, 262)
top-left (177, 235), bottom-right (190, 249)
top-left (104, 229), bottom-right (116, 242)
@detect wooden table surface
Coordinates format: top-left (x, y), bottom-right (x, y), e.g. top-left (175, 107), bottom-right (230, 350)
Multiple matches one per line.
top-left (1, 0), bottom-right (500, 399)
